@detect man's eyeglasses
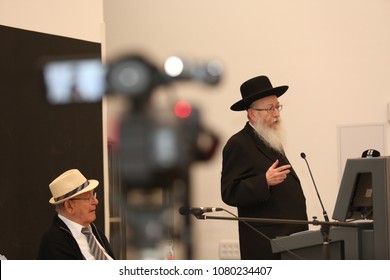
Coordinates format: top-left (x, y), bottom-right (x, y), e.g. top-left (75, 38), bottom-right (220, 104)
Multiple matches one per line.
top-left (70, 192), bottom-right (97, 203)
top-left (250, 104), bottom-right (283, 114)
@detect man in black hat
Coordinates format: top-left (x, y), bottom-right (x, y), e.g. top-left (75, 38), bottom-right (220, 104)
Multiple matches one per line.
top-left (221, 75), bottom-right (308, 260)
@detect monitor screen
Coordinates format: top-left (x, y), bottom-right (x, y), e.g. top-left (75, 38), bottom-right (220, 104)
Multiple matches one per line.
top-left (332, 157), bottom-right (385, 222)
top-left (347, 172), bottom-right (373, 220)
top-left (41, 57), bottom-right (106, 104)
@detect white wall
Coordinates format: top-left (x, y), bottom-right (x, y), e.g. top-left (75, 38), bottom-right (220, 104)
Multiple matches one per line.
top-left (2, 0), bottom-right (390, 260)
top-left (0, 0), bottom-right (103, 43)
top-left (103, 0), bottom-right (390, 259)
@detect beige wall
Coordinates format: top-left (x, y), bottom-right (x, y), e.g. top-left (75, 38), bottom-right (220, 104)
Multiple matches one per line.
top-left (2, 0), bottom-right (390, 260)
top-left (0, 0), bottom-right (103, 43)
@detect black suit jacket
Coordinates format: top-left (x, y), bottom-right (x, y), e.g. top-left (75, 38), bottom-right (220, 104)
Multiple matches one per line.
top-left (221, 122), bottom-right (308, 259)
top-left (37, 215), bottom-right (115, 260)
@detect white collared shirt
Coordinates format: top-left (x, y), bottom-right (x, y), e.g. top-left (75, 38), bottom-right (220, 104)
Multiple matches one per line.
top-left (58, 214), bottom-right (112, 260)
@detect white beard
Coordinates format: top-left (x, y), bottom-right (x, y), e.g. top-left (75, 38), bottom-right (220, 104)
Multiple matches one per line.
top-left (253, 117), bottom-right (285, 154)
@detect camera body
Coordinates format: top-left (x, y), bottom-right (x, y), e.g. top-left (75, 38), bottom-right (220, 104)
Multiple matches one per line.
top-left (42, 54), bottom-right (221, 189)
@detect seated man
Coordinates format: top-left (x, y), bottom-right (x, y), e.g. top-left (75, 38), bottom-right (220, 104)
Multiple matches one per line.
top-left (37, 169), bottom-right (115, 260)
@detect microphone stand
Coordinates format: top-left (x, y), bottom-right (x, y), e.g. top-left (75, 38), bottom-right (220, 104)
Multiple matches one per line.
top-left (193, 214), bottom-right (371, 260)
top-left (300, 152), bottom-right (331, 258)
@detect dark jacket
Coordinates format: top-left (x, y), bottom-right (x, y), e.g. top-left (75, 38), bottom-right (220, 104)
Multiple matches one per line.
top-left (37, 215), bottom-right (115, 260)
top-left (221, 122), bottom-right (308, 259)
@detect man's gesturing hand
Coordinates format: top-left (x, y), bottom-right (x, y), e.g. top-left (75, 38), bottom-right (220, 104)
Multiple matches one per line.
top-left (266, 159), bottom-right (291, 187)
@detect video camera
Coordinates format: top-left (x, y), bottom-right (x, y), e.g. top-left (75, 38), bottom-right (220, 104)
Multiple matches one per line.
top-left (42, 54), bottom-right (222, 189)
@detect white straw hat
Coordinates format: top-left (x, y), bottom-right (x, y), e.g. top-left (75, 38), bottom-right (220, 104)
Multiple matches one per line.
top-left (49, 169), bottom-right (99, 205)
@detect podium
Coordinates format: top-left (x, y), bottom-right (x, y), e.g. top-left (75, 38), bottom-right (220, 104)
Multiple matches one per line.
top-left (272, 157), bottom-right (390, 260)
top-left (271, 226), bottom-right (374, 260)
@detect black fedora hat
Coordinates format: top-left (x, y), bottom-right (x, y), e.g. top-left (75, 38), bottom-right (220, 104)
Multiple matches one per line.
top-left (230, 75), bottom-right (288, 111)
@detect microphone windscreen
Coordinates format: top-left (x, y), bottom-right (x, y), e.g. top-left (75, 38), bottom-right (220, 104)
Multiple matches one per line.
top-left (361, 149), bottom-right (380, 158)
top-left (300, 152), bottom-right (306, 159)
top-left (179, 206), bottom-right (190, 215)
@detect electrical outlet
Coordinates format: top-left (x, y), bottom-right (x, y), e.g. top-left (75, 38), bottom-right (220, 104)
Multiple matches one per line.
top-left (219, 239), bottom-right (240, 260)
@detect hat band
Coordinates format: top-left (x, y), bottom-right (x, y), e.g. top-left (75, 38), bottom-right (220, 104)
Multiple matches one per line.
top-left (54, 180), bottom-right (90, 202)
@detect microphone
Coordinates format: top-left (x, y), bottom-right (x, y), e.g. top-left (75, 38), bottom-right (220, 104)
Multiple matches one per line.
top-left (300, 152), bottom-right (329, 222)
top-left (179, 206), bottom-right (223, 216)
top-left (361, 149), bottom-right (380, 158)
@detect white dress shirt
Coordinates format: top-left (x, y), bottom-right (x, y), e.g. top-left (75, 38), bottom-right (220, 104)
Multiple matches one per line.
top-left (58, 214), bottom-right (112, 260)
